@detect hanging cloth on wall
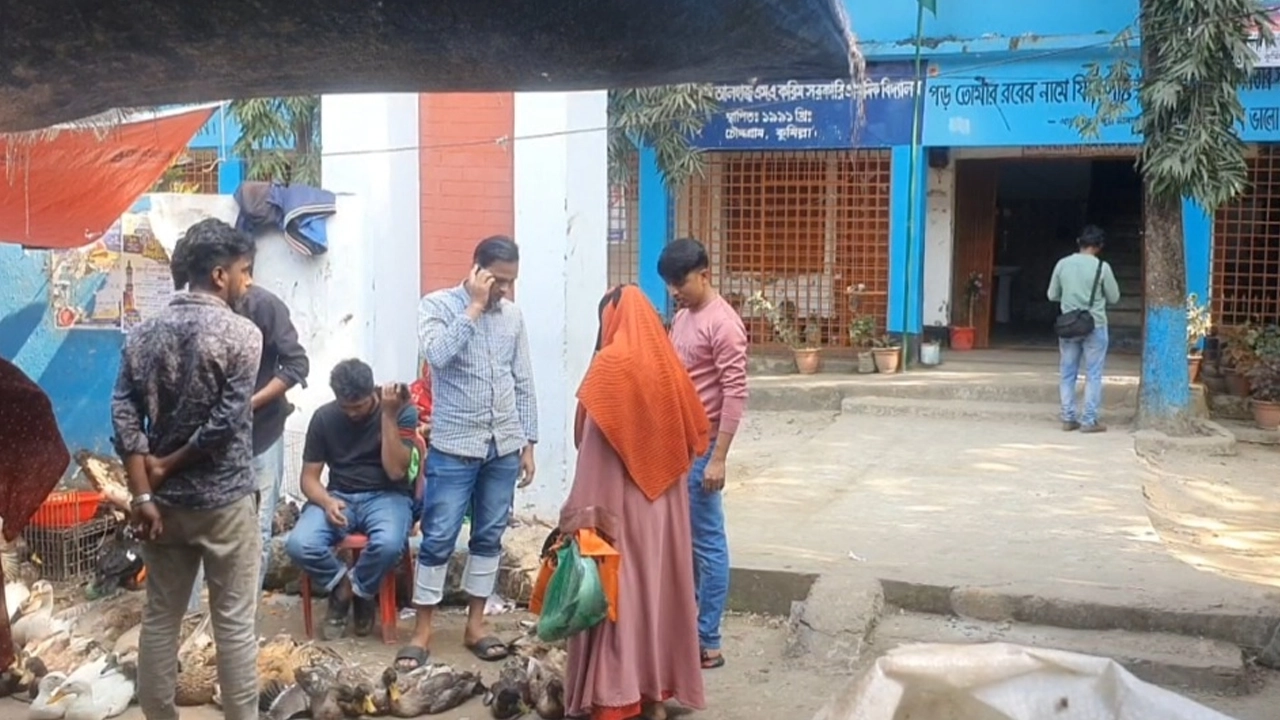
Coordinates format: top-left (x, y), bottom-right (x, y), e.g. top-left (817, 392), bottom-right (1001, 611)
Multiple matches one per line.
top-left (233, 181), bottom-right (336, 256)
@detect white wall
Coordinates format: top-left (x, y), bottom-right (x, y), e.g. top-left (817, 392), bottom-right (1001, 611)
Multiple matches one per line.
top-left (922, 162), bottom-right (956, 328)
top-left (321, 93), bottom-right (421, 384)
top-left (512, 91), bottom-right (608, 519)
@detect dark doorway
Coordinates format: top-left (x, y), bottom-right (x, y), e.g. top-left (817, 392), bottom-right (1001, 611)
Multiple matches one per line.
top-left (985, 158), bottom-right (1143, 350)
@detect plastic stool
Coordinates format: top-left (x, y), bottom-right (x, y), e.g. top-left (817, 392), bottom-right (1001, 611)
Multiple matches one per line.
top-left (300, 533), bottom-right (413, 645)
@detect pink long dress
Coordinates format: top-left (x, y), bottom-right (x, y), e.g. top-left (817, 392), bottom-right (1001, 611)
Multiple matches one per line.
top-left (560, 416), bottom-right (706, 720)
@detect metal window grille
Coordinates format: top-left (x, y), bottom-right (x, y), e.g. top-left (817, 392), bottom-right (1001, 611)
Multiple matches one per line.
top-left (1213, 146), bottom-right (1280, 326)
top-left (674, 150), bottom-right (892, 349)
top-left (607, 158), bottom-right (641, 288)
top-left (153, 149), bottom-right (221, 194)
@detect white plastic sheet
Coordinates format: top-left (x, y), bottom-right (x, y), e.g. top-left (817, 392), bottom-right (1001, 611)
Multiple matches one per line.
top-left (812, 643), bottom-right (1235, 720)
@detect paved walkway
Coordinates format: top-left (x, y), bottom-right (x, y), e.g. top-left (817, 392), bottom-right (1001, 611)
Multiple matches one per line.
top-left (725, 410), bottom-right (1280, 616)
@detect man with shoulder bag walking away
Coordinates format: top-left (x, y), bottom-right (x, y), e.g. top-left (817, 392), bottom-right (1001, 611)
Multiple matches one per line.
top-left (1049, 225), bottom-right (1121, 434)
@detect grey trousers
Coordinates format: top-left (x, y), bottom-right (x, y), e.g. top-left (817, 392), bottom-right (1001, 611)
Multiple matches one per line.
top-left (138, 494), bottom-right (261, 720)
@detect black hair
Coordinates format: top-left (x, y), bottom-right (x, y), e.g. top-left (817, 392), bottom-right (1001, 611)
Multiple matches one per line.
top-left (171, 219), bottom-right (255, 290)
top-left (1078, 224), bottom-right (1106, 249)
top-left (329, 359), bottom-right (375, 403)
top-left (169, 234), bottom-right (192, 290)
top-left (657, 237), bottom-right (710, 285)
top-left (473, 235), bottom-right (519, 268)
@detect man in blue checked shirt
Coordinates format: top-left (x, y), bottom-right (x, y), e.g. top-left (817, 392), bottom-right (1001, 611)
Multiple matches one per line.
top-left (399, 235), bottom-right (538, 669)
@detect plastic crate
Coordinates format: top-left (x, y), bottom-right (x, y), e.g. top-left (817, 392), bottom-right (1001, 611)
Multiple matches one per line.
top-left (31, 491), bottom-right (102, 529)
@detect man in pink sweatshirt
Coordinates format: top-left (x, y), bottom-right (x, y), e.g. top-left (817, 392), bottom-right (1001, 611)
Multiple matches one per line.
top-left (659, 237), bottom-right (749, 670)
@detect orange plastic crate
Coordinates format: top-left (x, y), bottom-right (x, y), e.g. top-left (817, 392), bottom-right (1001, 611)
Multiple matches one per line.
top-left (31, 491), bottom-right (102, 529)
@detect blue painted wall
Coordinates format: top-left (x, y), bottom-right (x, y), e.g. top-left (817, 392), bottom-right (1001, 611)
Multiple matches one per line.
top-left (849, 0), bottom-right (1137, 57)
top-left (0, 247), bottom-right (121, 456)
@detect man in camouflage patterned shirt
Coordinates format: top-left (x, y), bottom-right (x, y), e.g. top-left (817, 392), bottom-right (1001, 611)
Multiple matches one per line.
top-left (111, 218), bottom-right (262, 720)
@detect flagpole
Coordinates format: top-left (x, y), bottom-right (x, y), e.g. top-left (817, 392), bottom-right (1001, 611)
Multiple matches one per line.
top-left (900, 0), bottom-right (927, 371)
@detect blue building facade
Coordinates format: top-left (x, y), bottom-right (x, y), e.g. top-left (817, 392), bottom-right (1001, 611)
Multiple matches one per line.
top-left (181, 105), bottom-right (245, 194)
top-left (635, 0), bottom-right (1280, 359)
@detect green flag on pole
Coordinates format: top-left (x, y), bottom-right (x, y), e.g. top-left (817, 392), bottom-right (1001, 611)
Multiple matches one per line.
top-left (919, 0), bottom-right (936, 14)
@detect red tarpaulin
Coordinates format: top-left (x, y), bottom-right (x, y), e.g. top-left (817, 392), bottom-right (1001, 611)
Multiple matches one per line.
top-left (0, 106), bottom-right (217, 249)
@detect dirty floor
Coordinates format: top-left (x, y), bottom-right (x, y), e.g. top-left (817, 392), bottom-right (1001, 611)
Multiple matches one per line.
top-left (725, 411), bottom-right (1280, 615)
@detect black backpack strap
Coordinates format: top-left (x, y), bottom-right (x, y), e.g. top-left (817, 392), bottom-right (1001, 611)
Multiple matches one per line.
top-left (1087, 258), bottom-right (1104, 306)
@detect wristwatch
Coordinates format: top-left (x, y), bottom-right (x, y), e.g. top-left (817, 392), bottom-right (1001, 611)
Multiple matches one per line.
top-left (130, 493), bottom-right (155, 508)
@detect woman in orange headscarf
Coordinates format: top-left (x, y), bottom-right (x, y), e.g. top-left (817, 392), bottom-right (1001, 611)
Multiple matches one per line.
top-left (559, 285), bottom-right (710, 720)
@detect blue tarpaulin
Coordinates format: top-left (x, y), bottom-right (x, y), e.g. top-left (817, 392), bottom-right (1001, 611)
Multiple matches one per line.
top-left (0, 0), bottom-right (855, 132)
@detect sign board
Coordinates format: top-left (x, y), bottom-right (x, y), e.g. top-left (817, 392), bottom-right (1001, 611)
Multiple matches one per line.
top-left (691, 61), bottom-right (922, 150)
top-left (1249, 10), bottom-right (1280, 67)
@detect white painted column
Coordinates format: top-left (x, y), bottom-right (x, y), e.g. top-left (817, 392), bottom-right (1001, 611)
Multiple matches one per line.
top-left (922, 161), bottom-right (956, 328)
top-left (512, 91), bottom-right (608, 520)
top-left (320, 94), bottom-right (421, 384)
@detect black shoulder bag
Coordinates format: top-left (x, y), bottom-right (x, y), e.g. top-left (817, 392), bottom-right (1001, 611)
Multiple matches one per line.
top-left (1053, 258), bottom-right (1104, 339)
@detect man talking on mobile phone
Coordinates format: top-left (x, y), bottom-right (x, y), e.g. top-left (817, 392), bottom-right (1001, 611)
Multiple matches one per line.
top-left (400, 235), bottom-right (538, 669)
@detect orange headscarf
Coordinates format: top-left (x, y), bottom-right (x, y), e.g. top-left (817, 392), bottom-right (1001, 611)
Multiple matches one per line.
top-left (574, 285), bottom-right (710, 501)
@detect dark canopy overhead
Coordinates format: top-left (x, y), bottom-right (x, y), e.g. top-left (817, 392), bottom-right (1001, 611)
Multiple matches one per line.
top-left (0, 0), bottom-right (854, 132)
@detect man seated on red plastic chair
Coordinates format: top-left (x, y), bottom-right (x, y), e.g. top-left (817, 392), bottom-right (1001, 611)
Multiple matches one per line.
top-left (286, 359), bottom-right (423, 640)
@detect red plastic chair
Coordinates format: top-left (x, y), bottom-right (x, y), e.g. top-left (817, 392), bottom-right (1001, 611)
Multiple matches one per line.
top-left (300, 534), bottom-right (414, 645)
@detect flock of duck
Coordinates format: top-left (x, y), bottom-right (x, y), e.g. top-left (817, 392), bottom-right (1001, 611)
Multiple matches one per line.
top-left (1, 573), bottom-right (569, 720)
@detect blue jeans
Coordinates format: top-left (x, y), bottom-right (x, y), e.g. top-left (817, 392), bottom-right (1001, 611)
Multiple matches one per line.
top-left (285, 490), bottom-right (414, 599)
top-left (1059, 325), bottom-right (1109, 426)
top-left (414, 442), bottom-right (519, 605)
top-left (254, 438), bottom-right (285, 590)
top-left (186, 437), bottom-right (286, 613)
top-left (688, 442), bottom-right (729, 652)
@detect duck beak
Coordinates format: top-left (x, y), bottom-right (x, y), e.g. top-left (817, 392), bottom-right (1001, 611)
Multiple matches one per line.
top-left (48, 689), bottom-right (66, 704)
top-left (363, 696), bottom-right (378, 715)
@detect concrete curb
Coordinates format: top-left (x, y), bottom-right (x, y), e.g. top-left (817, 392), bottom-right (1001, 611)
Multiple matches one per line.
top-left (1133, 420), bottom-right (1238, 458)
top-left (879, 579), bottom-right (1280, 650)
top-left (841, 396), bottom-right (1136, 424)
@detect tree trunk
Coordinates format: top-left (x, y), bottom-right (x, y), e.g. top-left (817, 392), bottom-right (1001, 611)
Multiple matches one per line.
top-left (1137, 185), bottom-right (1193, 433)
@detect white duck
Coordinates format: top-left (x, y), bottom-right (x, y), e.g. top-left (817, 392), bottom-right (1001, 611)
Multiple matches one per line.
top-left (13, 581), bottom-right (83, 648)
top-left (5, 579), bottom-right (30, 622)
top-left (28, 672), bottom-right (68, 720)
top-left (46, 656), bottom-right (135, 720)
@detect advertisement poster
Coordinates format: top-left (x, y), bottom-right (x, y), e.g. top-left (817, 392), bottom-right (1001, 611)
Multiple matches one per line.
top-left (49, 220), bottom-right (124, 330)
top-left (118, 213), bottom-right (176, 333)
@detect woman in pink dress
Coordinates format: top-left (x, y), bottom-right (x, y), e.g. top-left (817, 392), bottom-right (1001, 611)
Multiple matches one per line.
top-left (560, 285), bottom-right (711, 720)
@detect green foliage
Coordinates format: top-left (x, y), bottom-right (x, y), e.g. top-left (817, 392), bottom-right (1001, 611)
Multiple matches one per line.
top-left (1071, 1), bottom-right (1274, 209)
top-left (229, 97), bottom-right (321, 186)
top-left (607, 85), bottom-right (719, 189)
top-left (1246, 324), bottom-right (1280, 401)
top-left (1185, 293), bottom-right (1212, 352)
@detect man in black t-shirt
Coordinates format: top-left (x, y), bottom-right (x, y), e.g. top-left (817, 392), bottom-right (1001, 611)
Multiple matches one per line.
top-left (285, 359), bottom-right (421, 640)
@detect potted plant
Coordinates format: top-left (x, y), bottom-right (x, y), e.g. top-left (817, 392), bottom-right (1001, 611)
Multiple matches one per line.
top-left (746, 292), bottom-right (821, 374)
top-left (872, 335), bottom-right (901, 373)
top-left (846, 283), bottom-right (876, 373)
top-left (1185, 293), bottom-right (1211, 384)
top-left (1222, 320), bottom-right (1260, 397)
top-left (950, 271), bottom-right (985, 351)
top-left (1246, 324), bottom-right (1280, 430)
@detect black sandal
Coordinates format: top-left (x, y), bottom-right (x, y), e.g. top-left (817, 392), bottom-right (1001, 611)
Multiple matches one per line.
top-left (465, 635), bottom-right (510, 662)
top-left (322, 593), bottom-right (352, 641)
top-left (352, 596), bottom-right (376, 637)
top-left (395, 645), bottom-right (430, 672)
top-left (700, 650), bottom-right (725, 669)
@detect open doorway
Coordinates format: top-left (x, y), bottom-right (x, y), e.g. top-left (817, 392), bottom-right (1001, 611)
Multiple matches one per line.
top-left (952, 157), bottom-right (1143, 351)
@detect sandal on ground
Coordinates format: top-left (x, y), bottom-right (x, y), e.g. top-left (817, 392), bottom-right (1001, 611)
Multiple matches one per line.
top-left (465, 635), bottom-right (511, 662)
top-left (321, 593), bottom-right (352, 641)
top-left (352, 596), bottom-right (376, 637)
top-left (700, 650), bottom-right (725, 669)
top-left (394, 645), bottom-right (430, 672)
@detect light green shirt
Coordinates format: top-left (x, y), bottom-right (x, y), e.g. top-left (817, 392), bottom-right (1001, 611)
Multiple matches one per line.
top-left (1047, 252), bottom-right (1121, 327)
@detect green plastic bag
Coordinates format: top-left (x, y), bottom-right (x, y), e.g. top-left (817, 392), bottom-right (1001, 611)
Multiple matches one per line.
top-left (536, 537), bottom-right (609, 642)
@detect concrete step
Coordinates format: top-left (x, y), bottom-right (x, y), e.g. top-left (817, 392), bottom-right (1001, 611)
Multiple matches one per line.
top-left (840, 395), bottom-right (1136, 423)
top-left (873, 610), bottom-right (1253, 696)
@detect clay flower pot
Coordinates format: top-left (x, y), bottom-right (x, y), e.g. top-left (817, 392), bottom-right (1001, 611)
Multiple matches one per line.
top-left (1225, 371), bottom-right (1251, 398)
top-left (872, 347), bottom-right (901, 374)
top-left (950, 326), bottom-right (976, 351)
top-left (793, 348), bottom-right (821, 375)
top-left (1252, 399), bottom-right (1280, 430)
top-left (1187, 354), bottom-right (1202, 385)
top-left (855, 351), bottom-right (876, 374)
